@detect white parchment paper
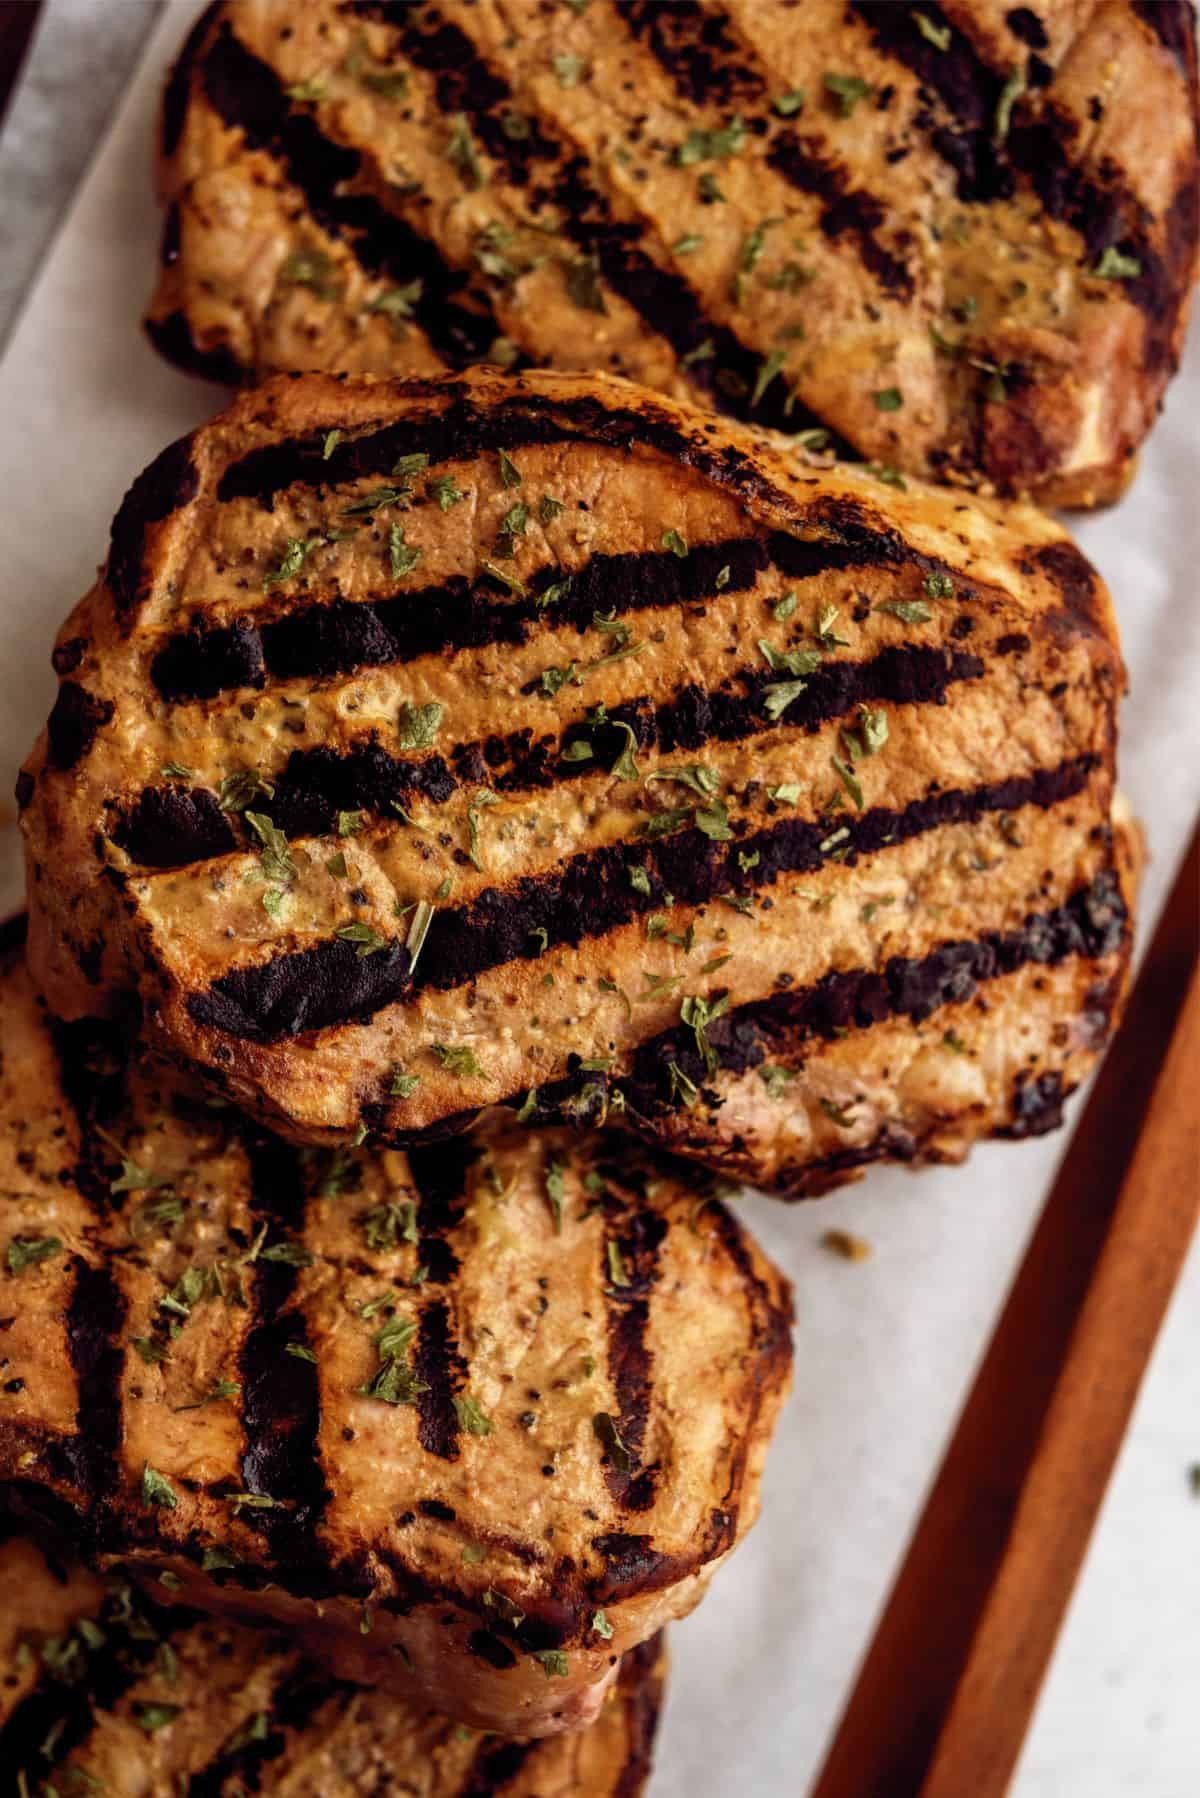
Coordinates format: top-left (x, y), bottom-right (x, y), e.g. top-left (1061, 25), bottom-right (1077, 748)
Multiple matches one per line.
top-left (0, 7), bottom-right (1196, 1791)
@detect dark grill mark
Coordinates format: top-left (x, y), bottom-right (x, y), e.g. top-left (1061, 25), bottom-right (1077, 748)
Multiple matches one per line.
top-left (621, 0), bottom-right (766, 106)
top-left (202, 23), bottom-right (499, 363)
top-left (413, 1299), bottom-right (466, 1460)
top-left (62, 1260), bottom-right (127, 1504)
top-left (188, 1664), bottom-right (355, 1797)
top-left (215, 388), bottom-right (823, 511)
top-left (108, 433), bottom-right (199, 615)
top-left (601, 1208), bottom-right (668, 1512)
top-left (143, 309), bottom-right (247, 387)
top-left (151, 536), bottom-right (768, 702)
top-left (113, 785), bottom-right (237, 867)
top-left (850, 1), bottom-right (1190, 369)
top-left (999, 1067), bottom-right (1066, 1137)
top-left (185, 753), bottom-right (1097, 1045)
top-left (408, 1135), bottom-right (476, 1285)
top-left (46, 681), bottom-right (114, 771)
top-left (1005, 8), bottom-right (1049, 50)
top-left (238, 1129), bottom-right (332, 1573)
top-left (188, 936), bottom-right (412, 1042)
top-left (766, 132), bottom-right (915, 298)
top-left (353, 2), bottom-right (843, 440)
top-left (129, 638), bottom-right (981, 866)
top-left (162, 0), bottom-right (220, 157)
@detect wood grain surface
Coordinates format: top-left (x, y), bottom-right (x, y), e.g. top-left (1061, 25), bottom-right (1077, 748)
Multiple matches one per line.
top-left (812, 819), bottom-right (1200, 1798)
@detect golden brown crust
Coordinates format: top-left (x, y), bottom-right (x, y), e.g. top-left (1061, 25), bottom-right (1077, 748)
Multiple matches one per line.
top-left (147, 0), bottom-right (1200, 504)
top-left (0, 1528), bottom-right (668, 1791)
top-left (0, 938), bottom-right (790, 1735)
top-left (17, 367), bottom-right (1131, 1185)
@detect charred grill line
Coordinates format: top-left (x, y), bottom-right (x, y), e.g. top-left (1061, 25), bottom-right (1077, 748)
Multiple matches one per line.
top-left (849, 1), bottom-right (1195, 368)
top-left (353, 2), bottom-right (844, 440)
top-left (214, 387), bottom-right (836, 510)
top-left (123, 639), bottom-right (984, 868)
top-left (620, 0), bottom-right (767, 108)
top-left (601, 1204), bottom-right (668, 1513)
top-left (186, 752), bottom-right (1097, 1045)
top-left (238, 1129), bottom-right (332, 1569)
top-left (149, 536), bottom-right (769, 702)
top-left (460, 1738), bottom-right (539, 1794)
top-left (201, 23), bottom-right (501, 364)
top-left (765, 132), bottom-right (916, 298)
top-left (408, 1135), bottom-right (476, 1285)
top-left (412, 1298), bottom-right (467, 1461)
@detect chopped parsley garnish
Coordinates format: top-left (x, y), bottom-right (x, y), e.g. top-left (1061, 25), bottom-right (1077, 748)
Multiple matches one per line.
top-left (591, 1609), bottom-right (615, 1639)
top-left (923, 570), bottom-right (955, 600)
top-left (867, 463), bottom-right (907, 488)
top-left (763, 678), bottom-right (808, 720)
top-left (447, 113), bottom-right (486, 187)
top-left (824, 72), bottom-right (873, 117)
top-left (362, 1199), bottom-right (418, 1251)
top-left (132, 1336), bottom-right (169, 1365)
top-left (609, 721), bottom-right (640, 781)
top-left (336, 923), bottom-right (389, 958)
top-left (159, 761), bottom-right (192, 780)
top-left (454, 1394), bottom-right (495, 1437)
top-left (135, 1702), bottom-right (181, 1734)
top-left (545, 1157), bottom-right (567, 1232)
top-left (694, 796), bottom-right (733, 841)
top-left (606, 1240), bottom-right (630, 1287)
top-left (260, 1242), bottom-right (315, 1267)
top-left (759, 639), bottom-right (821, 678)
top-left (278, 247), bottom-right (339, 299)
top-left (263, 535), bottom-right (322, 590)
top-left (668, 1061), bottom-right (701, 1106)
top-left (698, 171), bottom-right (725, 204)
top-left (877, 598), bottom-right (933, 624)
top-left (341, 484), bottom-right (405, 516)
top-left (774, 88), bottom-right (807, 116)
top-left (768, 783), bottom-right (802, 804)
top-left (539, 494), bottom-right (565, 523)
top-left (831, 755), bottom-right (864, 809)
top-left (819, 1097), bottom-right (858, 1128)
top-left (912, 10), bottom-right (951, 50)
top-left (480, 557), bottom-right (526, 596)
top-left (6, 1234), bottom-right (62, 1275)
top-left (680, 992), bottom-right (730, 1077)
top-left (752, 347), bottom-right (788, 408)
top-left (593, 1411), bottom-right (634, 1472)
top-left (774, 590), bottom-right (798, 622)
top-left (428, 473), bottom-right (464, 510)
top-left (389, 524), bottom-right (422, 579)
top-left (396, 699), bottom-right (444, 750)
top-left (466, 789), bottom-right (499, 869)
top-left (562, 740), bottom-right (593, 763)
top-left (994, 65), bottom-right (1026, 143)
top-left (534, 1650), bottom-right (569, 1678)
top-left (759, 1064), bottom-right (793, 1099)
top-left (366, 280), bottom-right (423, 336)
top-left (141, 1463), bottom-right (178, 1510)
top-left (628, 865), bottom-right (652, 896)
top-left (661, 528), bottom-right (688, 558)
top-left (943, 1029), bottom-right (969, 1055)
top-left (285, 75), bottom-right (327, 102)
top-left (794, 426), bottom-right (831, 451)
top-left (645, 762), bottom-right (720, 798)
top-left (1094, 246), bottom-right (1140, 281)
top-left (337, 810), bottom-right (363, 837)
top-left (498, 449), bottom-right (522, 488)
top-left (244, 811), bottom-right (296, 886)
top-left (359, 1314), bottom-right (426, 1407)
top-left (285, 1341), bottom-right (317, 1363)
top-left (219, 767), bottom-right (274, 813)
top-left (841, 704), bottom-right (889, 762)
top-left (498, 500), bottom-right (528, 543)
top-left (673, 115), bottom-right (746, 165)
top-left (390, 1067), bottom-right (421, 1099)
top-left (553, 51), bottom-right (587, 86)
top-left (431, 1042), bottom-right (487, 1079)
top-left (874, 387), bottom-right (903, 411)
top-left (673, 231), bottom-right (705, 253)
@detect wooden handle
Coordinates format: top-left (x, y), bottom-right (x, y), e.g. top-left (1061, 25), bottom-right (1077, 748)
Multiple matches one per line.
top-left (812, 821), bottom-right (1200, 1798)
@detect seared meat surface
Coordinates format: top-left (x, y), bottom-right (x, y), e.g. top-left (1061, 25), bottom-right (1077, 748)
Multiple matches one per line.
top-left (148, 0), bottom-right (1199, 504)
top-left (0, 1528), bottom-right (666, 1793)
top-left (18, 369), bottom-right (1134, 1189)
top-left (0, 932), bottom-right (790, 1736)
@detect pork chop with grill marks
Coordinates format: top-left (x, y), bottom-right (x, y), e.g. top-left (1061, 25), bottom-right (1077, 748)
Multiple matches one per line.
top-left (17, 370), bottom-right (1134, 1192)
top-left (147, 0), bottom-right (1199, 506)
top-left (0, 929), bottom-right (790, 1737)
top-left (0, 1526), bottom-right (667, 1794)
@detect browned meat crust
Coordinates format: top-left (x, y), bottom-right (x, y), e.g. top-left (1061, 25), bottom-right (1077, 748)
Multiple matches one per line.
top-left (147, 0), bottom-right (1199, 505)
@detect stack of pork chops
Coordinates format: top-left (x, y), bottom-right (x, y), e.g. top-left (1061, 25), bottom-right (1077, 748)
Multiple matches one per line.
top-left (2, 3), bottom-right (1196, 1792)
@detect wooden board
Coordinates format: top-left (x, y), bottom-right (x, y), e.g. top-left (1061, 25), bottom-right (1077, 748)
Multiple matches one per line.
top-left (813, 818), bottom-right (1200, 1798)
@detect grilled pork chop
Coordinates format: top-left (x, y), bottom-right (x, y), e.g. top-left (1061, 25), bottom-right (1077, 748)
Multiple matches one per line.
top-left (0, 930), bottom-right (791, 1737)
top-left (18, 369), bottom-right (1134, 1191)
top-left (147, 0), bottom-right (1199, 506)
top-left (0, 1529), bottom-right (666, 1796)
